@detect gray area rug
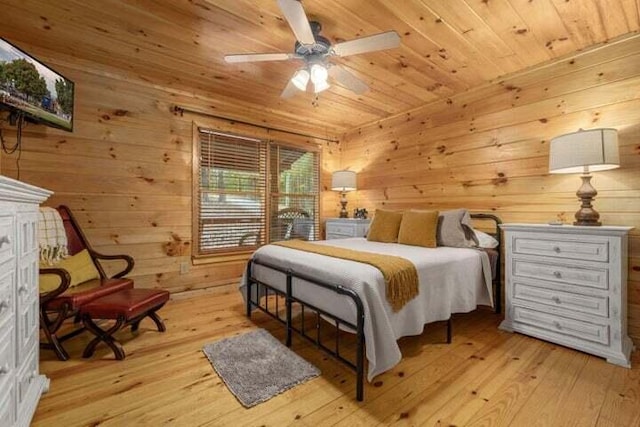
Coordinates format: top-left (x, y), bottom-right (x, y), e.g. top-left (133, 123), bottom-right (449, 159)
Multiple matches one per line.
top-left (202, 328), bottom-right (320, 408)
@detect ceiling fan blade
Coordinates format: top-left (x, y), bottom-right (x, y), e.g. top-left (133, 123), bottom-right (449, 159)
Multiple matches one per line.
top-left (329, 66), bottom-right (368, 95)
top-left (277, 0), bottom-right (315, 45)
top-left (333, 31), bottom-right (401, 57)
top-left (224, 53), bottom-right (293, 63)
top-left (280, 79), bottom-right (299, 99)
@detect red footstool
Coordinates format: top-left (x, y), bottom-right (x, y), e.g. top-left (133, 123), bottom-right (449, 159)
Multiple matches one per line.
top-left (79, 288), bottom-right (170, 360)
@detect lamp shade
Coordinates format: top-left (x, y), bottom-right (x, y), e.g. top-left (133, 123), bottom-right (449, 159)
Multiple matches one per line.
top-left (310, 64), bottom-right (330, 93)
top-left (549, 128), bottom-right (620, 174)
top-left (310, 64), bottom-right (329, 85)
top-left (291, 69), bottom-right (310, 91)
top-left (313, 79), bottom-right (330, 93)
top-left (331, 170), bottom-right (356, 191)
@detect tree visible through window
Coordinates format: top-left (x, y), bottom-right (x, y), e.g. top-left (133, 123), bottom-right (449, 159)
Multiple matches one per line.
top-left (194, 128), bottom-right (320, 256)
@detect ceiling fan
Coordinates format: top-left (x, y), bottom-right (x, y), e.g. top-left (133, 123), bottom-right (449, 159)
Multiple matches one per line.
top-left (224, 0), bottom-right (401, 98)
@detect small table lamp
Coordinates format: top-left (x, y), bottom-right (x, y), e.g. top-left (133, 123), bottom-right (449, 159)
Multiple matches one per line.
top-left (549, 128), bottom-right (619, 226)
top-left (331, 170), bottom-right (357, 218)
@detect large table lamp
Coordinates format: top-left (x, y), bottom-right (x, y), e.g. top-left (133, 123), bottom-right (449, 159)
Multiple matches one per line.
top-left (331, 170), bottom-right (357, 218)
top-left (549, 128), bottom-right (619, 226)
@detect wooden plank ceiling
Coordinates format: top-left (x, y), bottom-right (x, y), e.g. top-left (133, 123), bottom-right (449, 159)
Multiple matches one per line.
top-left (2, 0), bottom-right (639, 135)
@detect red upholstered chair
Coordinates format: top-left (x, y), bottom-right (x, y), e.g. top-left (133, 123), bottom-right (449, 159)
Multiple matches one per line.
top-left (39, 205), bottom-right (135, 361)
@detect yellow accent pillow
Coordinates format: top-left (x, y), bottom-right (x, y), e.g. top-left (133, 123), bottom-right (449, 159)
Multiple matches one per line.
top-left (39, 249), bottom-right (100, 293)
top-left (367, 210), bottom-right (404, 243)
top-left (398, 210), bottom-right (439, 248)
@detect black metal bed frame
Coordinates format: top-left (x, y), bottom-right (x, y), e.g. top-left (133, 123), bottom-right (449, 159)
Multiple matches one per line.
top-left (245, 213), bottom-right (502, 402)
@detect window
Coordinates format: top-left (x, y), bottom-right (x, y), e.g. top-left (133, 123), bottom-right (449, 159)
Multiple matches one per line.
top-left (269, 145), bottom-right (320, 243)
top-left (194, 127), bottom-right (320, 257)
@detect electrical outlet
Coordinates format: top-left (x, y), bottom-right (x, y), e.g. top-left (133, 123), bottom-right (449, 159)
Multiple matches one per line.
top-left (180, 261), bottom-right (190, 275)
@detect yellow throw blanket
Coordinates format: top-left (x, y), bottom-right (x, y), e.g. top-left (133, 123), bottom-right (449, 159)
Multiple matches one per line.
top-left (272, 240), bottom-right (419, 312)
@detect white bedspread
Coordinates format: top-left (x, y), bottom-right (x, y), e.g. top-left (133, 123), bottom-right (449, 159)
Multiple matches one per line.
top-left (240, 238), bottom-right (493, 381)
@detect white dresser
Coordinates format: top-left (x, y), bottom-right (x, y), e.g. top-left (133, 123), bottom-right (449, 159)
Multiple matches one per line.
top-left (325, 218), bottom-right (370, 240)
top-left (500, 223), bottom-right (633, 367)
top-left (0, 176), bottom-right (52, 426)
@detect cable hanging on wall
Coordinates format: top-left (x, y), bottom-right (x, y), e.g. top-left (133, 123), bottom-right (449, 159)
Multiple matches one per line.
top-left (1, 111), bottom-right (25, 180)
top-left (1, 111), bottom-right (23, 154)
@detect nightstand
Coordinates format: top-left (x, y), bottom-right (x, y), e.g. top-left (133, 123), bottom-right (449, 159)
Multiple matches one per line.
top-left (325, 218), bottom-right (370, 240)
top-left (499, 223), bottom-right (633, 367)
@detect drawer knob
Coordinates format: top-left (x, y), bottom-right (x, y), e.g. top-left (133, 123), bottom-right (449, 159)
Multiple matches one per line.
top-left (0, 235), bottom-right (9, 248)
top-left (552, 296), bottom-right (561, 304)
top-left (0, 364), bottom-right (8, 375)
top-left (553, 246), bottom-right (561, 253)
top-left (553, 271), bottom-right (562, 278)
top-left (553, 321), bottom-right (562, 330)
top-left (18, 285), bottom-right (28, 294)
top-left (0, 299), bottom-right (8, 311)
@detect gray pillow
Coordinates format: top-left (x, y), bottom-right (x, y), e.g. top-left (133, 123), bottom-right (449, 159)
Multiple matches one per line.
top-left (437, 209), bottom-right (479, 248)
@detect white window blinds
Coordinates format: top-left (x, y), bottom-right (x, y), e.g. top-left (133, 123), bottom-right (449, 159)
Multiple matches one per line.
top-left (196, 129), bottom-right (267, 254)
top-left (195, 128), bottom-right (320, 257)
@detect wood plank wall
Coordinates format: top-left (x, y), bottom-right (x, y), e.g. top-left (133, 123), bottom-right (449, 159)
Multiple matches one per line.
top-left (0, 53), bottom-right (341, 295)
top-left (341, 34), bottom-right (640, 341)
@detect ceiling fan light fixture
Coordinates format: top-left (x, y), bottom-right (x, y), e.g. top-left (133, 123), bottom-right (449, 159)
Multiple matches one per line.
top-left (310, 63), bottom-right (329, 85)
top-left (225, 0), bottom-right (400, 99)
top-left (313, 79), bottom-right (330, 93)
top-left (291, 69), bottom-right (310, 91)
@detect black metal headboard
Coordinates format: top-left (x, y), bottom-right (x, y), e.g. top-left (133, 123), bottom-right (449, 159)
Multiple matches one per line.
top-left (470, 213), bottom-right (502, 249)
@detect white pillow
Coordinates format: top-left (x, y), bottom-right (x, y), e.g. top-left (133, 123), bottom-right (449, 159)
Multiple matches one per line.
top-left (474, 230), bottom-right (499, 249)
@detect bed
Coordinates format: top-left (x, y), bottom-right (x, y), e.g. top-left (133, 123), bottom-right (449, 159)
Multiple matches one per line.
top-left (241, 213), bottom-right (501, 401)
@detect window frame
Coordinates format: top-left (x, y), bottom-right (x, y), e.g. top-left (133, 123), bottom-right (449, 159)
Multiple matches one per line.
top-left (191, 122), bottom-right (322, 263)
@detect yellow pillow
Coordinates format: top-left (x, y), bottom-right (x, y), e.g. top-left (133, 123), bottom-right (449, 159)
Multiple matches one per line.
top-left (367, 210), bottom-right (403, 243)
top-left (398, 210), bottom-right (439, 248)
top-left (39, 249), bottom-right (100, 293)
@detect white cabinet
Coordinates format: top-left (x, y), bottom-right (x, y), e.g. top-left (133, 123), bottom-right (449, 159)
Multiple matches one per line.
top-left (0, 176), bottom-right (52, 426)
top-left (325, 218), bottom-right (370, 240)
top-left (500, 223), bottom-right (633, 367)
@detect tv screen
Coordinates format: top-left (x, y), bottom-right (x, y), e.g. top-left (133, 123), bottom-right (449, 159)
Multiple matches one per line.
top-left (0, 37), bottom-right (74, 132)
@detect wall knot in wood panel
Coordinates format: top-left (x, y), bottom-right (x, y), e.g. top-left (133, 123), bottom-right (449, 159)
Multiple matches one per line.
top-left (164, 233), bottom-right (190, 257)
top-left (491, 173), bottom-right (508, 186)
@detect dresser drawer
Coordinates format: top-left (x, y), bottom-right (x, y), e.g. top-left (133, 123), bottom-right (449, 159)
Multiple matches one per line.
top-left (326, 220), bottom-right (370, 240)
top-left (0, 216), bottom-right (15, 266)
top-left (513, 234), bottom-right (608, 262)
top-left (326, 232), bottom-right (355, 240)
top-left (327, 224), bottom-right (356, 236)
top-left (17, 297), bottom-right (38, 363)
top-left (0, 379), bottom-right (15, 427)
top-left (17, 258), bottom-right (38, 308)
top-left (16, 346), bottom-right (38, 408)
top-left (18, 215), bottom-right (38, 258)
top-left (513, 306), bottom-right (609, 345)
top-left (513, 282), bottom-right (608, 317)
top-left (513, 259), bottom-right (608, 290)
top-left (0, 325), bottom-right (15, 391)
top-left (0, 271), bottom-right (15, 328)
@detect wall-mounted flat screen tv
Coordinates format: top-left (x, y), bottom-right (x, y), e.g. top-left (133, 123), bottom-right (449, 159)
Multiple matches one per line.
top-left (0, 37), bottom-right (74, 132)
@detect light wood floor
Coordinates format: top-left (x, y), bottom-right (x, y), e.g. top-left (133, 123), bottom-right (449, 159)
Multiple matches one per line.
top-left (34, 291), bottom-right (640, 426)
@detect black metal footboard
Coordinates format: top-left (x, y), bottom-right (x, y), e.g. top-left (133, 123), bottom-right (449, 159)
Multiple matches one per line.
top-left (245, 258), bottom-right (366, 401)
